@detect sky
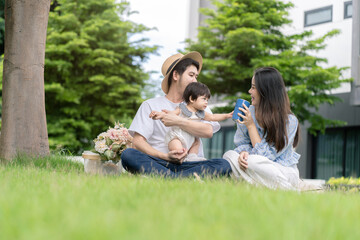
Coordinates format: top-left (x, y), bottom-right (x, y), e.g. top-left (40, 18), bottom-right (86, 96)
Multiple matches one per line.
top-left (127, 0), bottom-right (190, 95)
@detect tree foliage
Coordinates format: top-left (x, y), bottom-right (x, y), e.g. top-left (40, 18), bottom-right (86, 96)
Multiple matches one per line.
top-left (45, 0), bottom-right (157, 153)
top-left (185, 0), bottom-right (352, 135)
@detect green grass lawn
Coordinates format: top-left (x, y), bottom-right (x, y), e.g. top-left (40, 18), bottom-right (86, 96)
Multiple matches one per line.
top-left (1, 156), bottom-right (359, 240)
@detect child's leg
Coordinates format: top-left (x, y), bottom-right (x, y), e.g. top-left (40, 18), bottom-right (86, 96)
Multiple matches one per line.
top-left (185, 140), bottom-right (206, 162)
top-left (168, 138), bottom-right (184, 152)
top-left (188, 137), bottom-right (200, 154)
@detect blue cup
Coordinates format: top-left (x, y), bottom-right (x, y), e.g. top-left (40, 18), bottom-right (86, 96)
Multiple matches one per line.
top-left (232, 99), bottom-right (250, 122)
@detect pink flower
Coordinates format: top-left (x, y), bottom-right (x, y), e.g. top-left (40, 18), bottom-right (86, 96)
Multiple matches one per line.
top-left (106, 127), bottom-right (129, 144)
top-left (93, 122), bottom-right (130, 163)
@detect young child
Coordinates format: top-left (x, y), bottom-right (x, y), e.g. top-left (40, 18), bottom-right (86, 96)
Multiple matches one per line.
top-left (149, 82), bottom-right (233, 162)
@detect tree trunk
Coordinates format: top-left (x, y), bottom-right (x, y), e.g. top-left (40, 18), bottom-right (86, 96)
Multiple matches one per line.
top-left (0, 0), bottom-right (51, 159)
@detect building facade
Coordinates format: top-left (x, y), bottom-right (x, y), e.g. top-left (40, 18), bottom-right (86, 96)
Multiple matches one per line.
top-left (188, 0), bottom-right (360, 180)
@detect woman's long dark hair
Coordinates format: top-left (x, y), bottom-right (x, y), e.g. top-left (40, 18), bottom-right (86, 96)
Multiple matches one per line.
top-left (253, 67), bottom-right (299, 152)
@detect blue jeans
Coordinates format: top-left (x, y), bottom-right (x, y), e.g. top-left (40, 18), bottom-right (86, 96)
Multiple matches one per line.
top-left (121, 148), bottom-right (232, 178)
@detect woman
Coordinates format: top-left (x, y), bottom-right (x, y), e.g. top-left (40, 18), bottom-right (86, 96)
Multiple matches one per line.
top-left (223, 67), bottom-right (301, 190)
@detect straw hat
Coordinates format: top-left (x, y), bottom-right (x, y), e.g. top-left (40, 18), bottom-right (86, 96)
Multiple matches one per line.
top-left (161, 51), bottom-right (203, 94)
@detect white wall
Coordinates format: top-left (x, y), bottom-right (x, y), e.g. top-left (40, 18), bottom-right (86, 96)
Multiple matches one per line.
top-left (187, 0), bottom-right (216, 40)
top-left (188, 0), bottom-right (200, 40)
top-left (188, 0), bottom-right (353, 92)
top-left (281, 0), bottom-right (353, 93)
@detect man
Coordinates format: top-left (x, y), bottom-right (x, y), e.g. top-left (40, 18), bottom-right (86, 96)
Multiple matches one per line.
top-left (121, 51), bottom-right (231, 177)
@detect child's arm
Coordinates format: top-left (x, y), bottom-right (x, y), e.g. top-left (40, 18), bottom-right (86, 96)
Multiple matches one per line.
top-left (149, 108), bottom-right (180, 120)
top-left (149, 110), bottom-right (166, 120)
top-left (203, 111), bottom-right (233, 122)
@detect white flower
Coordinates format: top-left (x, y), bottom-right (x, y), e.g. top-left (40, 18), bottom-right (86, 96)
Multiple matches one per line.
top-left (94, 139), bottom-right (108, 154)
top-left (114, 122), bottom-right (124, 130)
top-left (96, 132), bottom-right (109, 141)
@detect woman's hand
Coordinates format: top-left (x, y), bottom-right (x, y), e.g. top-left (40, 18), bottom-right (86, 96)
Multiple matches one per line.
top-left (238, 151), bottom-right (249, 171)
top-left (237, 104), bottom-right (254, 128)
top-left (237, 104), bottom-right (261, 147)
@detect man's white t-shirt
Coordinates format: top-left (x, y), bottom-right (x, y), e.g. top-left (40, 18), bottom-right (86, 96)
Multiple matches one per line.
top-left (129, 96), bottom-right (220, 157)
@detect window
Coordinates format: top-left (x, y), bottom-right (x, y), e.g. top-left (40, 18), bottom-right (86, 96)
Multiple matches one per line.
top-left (313, 127), bottom-right (360, 180)
top-left (304, 6), bottom-right (332, 27)
top-left (202, 126), bottom-right (236, 159)
top-left (344, 1), bottom-right (352, 19)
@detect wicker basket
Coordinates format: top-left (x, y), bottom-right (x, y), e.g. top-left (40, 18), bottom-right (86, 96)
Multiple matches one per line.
top-left (82, 151), bottom-right (123, 175)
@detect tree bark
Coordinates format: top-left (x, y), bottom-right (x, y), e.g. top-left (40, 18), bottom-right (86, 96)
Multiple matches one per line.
top-left (0, 0), bottom-right (51, 159)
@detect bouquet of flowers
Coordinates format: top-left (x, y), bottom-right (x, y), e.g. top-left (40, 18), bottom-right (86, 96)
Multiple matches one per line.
top-left (93, 122), bottom-right (132, 163)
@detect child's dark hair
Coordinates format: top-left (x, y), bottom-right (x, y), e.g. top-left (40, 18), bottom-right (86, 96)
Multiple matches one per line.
top-left (183, 82), bottom-right (211, 104)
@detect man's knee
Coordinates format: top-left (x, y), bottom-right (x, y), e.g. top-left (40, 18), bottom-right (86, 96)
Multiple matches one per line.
top-left (209, 158), bottom-right (232, 175)
top-left (121, 148), bottom-right (137, 166)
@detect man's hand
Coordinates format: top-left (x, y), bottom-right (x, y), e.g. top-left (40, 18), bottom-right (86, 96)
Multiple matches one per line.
top-left (238, 151), bottom-right (249, 171)
top-left (167, 148), bottom-right (187, 164)
top-left (160, 109), bottom-right (184, 127)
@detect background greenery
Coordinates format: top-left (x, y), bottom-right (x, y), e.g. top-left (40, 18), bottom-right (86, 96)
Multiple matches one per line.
top-left (0, 0), bottom-right (354, 153)
top-left (0, 0), bottom-right (158, 153)
top-left (0, 0), bottom-right (157, 153)
top-left (327, 177), bottom-right (360, 192)
top-left (44, 0), bottom-right (157, 153)
top-left (1, 156), bottom-right (360, 240)
top-left (185, 0), bottom-right (352, 135)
